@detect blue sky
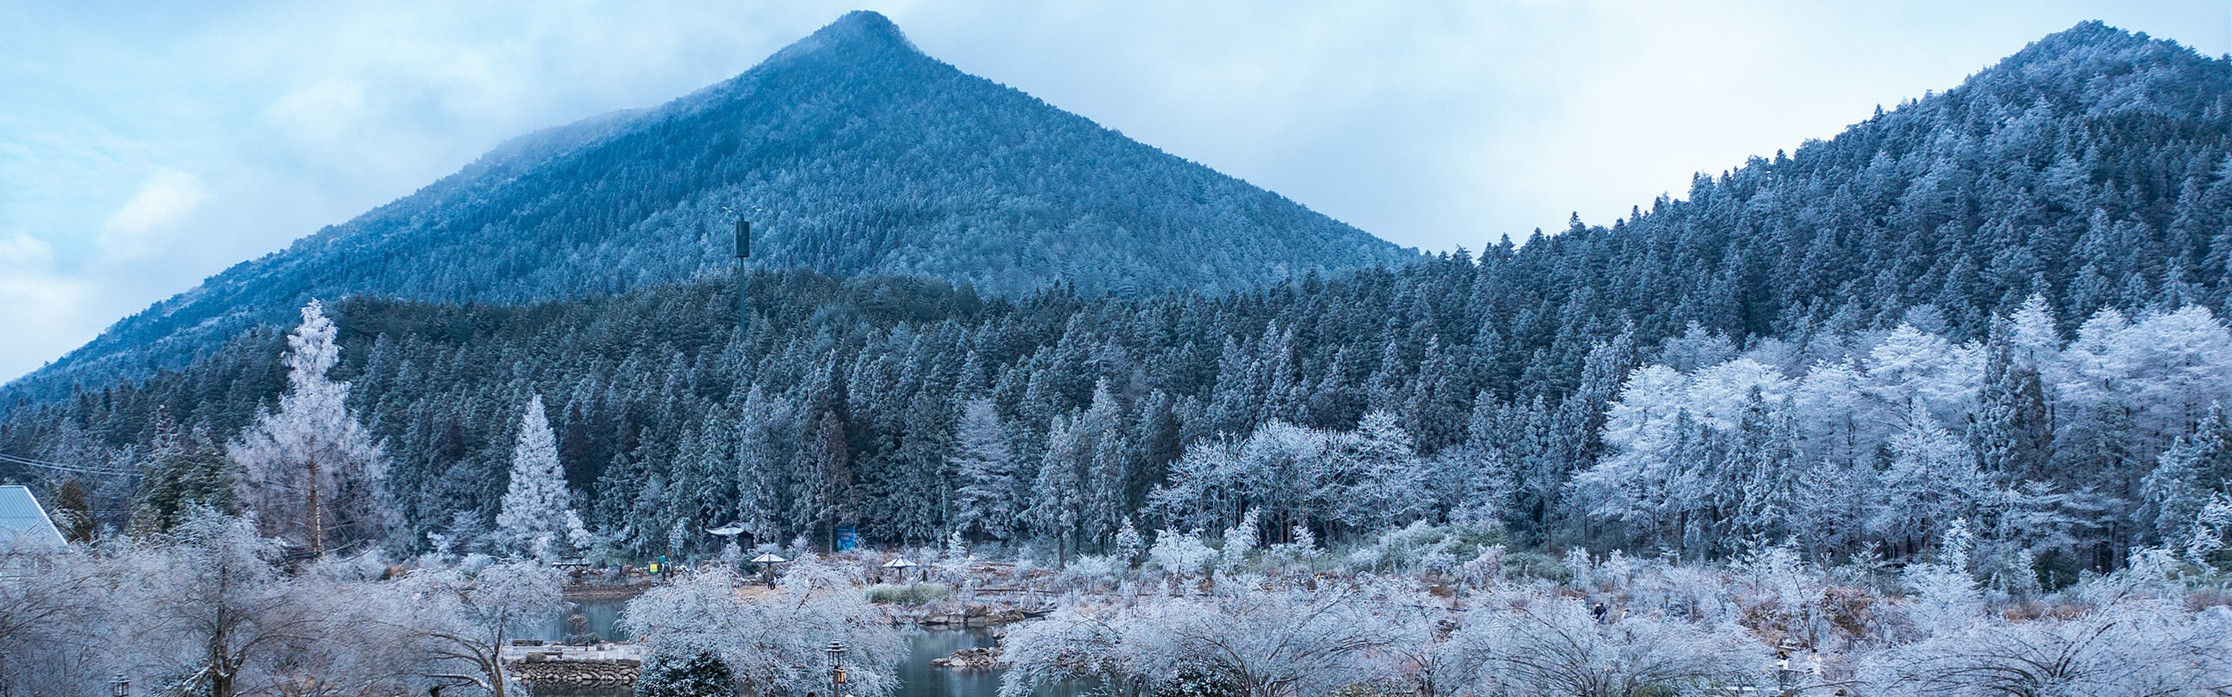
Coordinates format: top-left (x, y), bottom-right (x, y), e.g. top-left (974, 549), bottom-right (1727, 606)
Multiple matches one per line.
top-left (1, 0), bottom-right (2227, 383)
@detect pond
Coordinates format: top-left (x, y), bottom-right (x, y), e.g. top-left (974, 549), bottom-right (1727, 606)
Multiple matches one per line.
top-left (525, 598), bottom-right (627, 644)
top-left (524, 623), bottom-right (1085, 697)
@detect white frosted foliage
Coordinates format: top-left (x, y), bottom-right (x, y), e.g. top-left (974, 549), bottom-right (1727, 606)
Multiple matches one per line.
top-left (229, 299), bottom-right (390, 556)
top-left (495, 394), bottom-right (585, 560)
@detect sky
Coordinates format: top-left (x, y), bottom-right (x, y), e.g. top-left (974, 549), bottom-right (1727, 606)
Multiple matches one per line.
top-left (0, 1), bottom-right (2227, 383)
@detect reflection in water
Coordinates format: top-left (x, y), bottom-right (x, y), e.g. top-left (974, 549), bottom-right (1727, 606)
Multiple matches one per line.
top-left (523, 625), bottom-right (1087, 697)
top-left (527, 598), bottom-right (628, 643)
top-left (897, 627), bottom-right (1004, 697)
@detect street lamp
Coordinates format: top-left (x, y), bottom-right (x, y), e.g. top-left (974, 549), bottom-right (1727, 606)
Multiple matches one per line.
top-left (824, 640), bottom-right (848, 697)
top-left (750, 552), bottom-right (787, 588)
top-left (109, 675), bottom-right (127, 697)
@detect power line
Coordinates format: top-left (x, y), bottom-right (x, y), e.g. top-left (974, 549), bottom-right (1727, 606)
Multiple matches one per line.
top-left (0, 452), bottom-right (139, 478)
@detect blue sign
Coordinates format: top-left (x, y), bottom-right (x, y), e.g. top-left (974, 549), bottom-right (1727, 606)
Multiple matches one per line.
top-left (835, 526), bottom-right (859, 551)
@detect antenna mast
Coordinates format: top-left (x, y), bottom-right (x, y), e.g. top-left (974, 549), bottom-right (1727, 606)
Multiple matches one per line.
top-left (735, 218), bottom-right (752, 337)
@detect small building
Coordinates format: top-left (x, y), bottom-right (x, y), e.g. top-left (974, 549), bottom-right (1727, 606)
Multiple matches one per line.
top-left (0, 485), bottom-right (68, 550)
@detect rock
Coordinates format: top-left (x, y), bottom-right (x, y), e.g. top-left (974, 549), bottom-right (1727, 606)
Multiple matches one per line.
top-left (509, 658), bottom-right (643, 685)
top-left (930, 646), bottom-right (1001, 670)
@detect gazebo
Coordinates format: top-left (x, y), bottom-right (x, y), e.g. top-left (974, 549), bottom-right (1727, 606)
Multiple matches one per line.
top-left (881, 557), bottom-right (921, 584)
top-left (750, 552), bottom-right (787, 587)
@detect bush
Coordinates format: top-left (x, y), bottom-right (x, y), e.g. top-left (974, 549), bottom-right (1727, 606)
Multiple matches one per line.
top-left (865, 582), bottom-right (952, 605)
top-left (636, 651), bottom-right (736, 697)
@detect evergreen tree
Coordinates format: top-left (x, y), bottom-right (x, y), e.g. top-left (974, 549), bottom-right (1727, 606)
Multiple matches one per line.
top-left (952, 397), bottom-right (1019, 541)
top-left (495, 394), bottom-right (586, 560)
top-left (228, 300), bottom-right (391, 557)
top-left (2141, 404), bottom-right (2232, 550)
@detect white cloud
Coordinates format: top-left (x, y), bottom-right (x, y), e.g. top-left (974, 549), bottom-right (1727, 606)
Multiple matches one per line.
top-left (100, 169), bottom-right (207, 256)
top-left (264, 81), bottom-right (368, 146)
top-left (0, 234), bottom-right (91, 377)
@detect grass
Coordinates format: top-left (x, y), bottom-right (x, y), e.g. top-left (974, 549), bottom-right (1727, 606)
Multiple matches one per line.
top-left (866, 582), bottom-right (953, 605)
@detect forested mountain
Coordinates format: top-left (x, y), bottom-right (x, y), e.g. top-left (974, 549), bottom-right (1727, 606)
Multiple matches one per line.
top-left (1, 10), bottom-right (1408, 411)
top-left (7, 22), bottom-right (2232, 583)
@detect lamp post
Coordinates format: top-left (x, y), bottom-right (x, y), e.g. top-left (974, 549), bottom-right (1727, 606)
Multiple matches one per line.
top-left (824, 640), bottom-right (848, 697)
top-left (109, 675), bottom-right (127, 697)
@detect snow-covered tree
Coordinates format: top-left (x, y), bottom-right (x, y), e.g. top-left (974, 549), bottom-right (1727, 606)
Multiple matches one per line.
top-left (229, 300), bottom-right (391, 557)
top-left (951, 397), bottom-right (1019, 540)
top-left (1148, 528), bottom-right (1217, 576)
top-left (494, 395), bottom-right (586, 560)
top-left (1862, 594), bottom-right (2232, 696)
top-left (2142, 403), bottom-right (2232, 550)
top-left (622, 565), bottom-right (903, 697)
top-left (1456, 592), bottom-right (1766, 697)
top-left (388, 560), bottom-right (565, 697)
top-left (121, 509), bottom-right (329, 697)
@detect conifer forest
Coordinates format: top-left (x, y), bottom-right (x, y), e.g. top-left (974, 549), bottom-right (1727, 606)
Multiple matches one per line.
top-left (5, 10), bottom-right (2232, 697)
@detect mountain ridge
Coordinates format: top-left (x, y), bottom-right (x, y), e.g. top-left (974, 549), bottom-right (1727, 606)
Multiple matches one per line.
top-left (4, 10), bottom-right (1410, 410)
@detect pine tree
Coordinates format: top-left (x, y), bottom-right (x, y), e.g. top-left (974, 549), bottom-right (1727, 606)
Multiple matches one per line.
top-left (496, 394), bottom-right (585, 560)
top-left (229, 299), bottom-right (391, 557)
top-left (2141, 404), bottom-right (2232, 549)
top-left (134, 410), bottom-right (237, 535)
top-left (952, 397), bottom-right (1019, 541)
top-left (1030, 415), bottom-right (1085, 562)
top-left (1078, 381), bottom-right (1130, 547)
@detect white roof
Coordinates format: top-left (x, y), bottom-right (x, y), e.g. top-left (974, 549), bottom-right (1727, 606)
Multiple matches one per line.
top-left (0, 486), bottom-right (67, 550)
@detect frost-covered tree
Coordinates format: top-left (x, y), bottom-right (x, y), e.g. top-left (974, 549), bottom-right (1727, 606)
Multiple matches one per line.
top-left (229, 300), bottom-right (391, 557)
top-left (2142, 403), bottom-right (2232, 550)
top-left (0, 538), bottom-right (111, 693)
top-left (952, 397), bottom-right (1019, 541)
top-left (622, 564), bottom-right (903, 697)
top-left (1148, 528), bottom-right (1217, 577)
top-left (1031, 415), bottom-right (1086, 559)
top-left (1002, 583), bottom-right (1400, 697)
top-left (494, 395), bottom-right (586, 560)
top-left (1457, 593), bottom-right (1766, 697)
top-left (388, 560), bottom-right (566, 697)
top-left (1863, 595), bottom-right (2232, 696)
top-left (1871, 410), bottom-right (1984, 556)
top-left (121, 509), bottom-right (329, 697)
top-left (1221, 507), bottom-right (1261, 572)
top-left (1113, 517), bottom-right (1145, 567)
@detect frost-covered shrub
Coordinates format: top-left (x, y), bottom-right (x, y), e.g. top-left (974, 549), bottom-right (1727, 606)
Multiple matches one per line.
top-left (635, 651), bottom-right (736, 697)
top-left (1065, 554), bottom-right (1124, 582)
top-left (1343, 521), bottom-right (1506, 575)
top-left (1149, 529), bottom-right (1218, 576)
top-left (1458, 592), bottom-right (1767, 697)
top-left (1003, 582), bottom-right (1402, 697)
top-left (866, 582), bottom-right (952, 605)
top-left (1860, 597), bottom-right (2232, 696)
top-left (624, 568), bottom-right (903, 697)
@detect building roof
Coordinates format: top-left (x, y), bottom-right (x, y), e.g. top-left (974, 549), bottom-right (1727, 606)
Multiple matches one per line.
top-left (0, 485), bottom-right (67, 550)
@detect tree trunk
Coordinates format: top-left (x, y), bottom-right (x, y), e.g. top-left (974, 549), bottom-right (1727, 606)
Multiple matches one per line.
top-left (307, 455), bottom-right (324, 558)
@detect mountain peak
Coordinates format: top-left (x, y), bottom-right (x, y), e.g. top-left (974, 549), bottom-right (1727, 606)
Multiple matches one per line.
top-left (774, 10), bottom-right (918, 61)
top-left (0, 8), bottom-right (1406, 406)
top-left (2028, 20), bottom-right (2147, 53)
